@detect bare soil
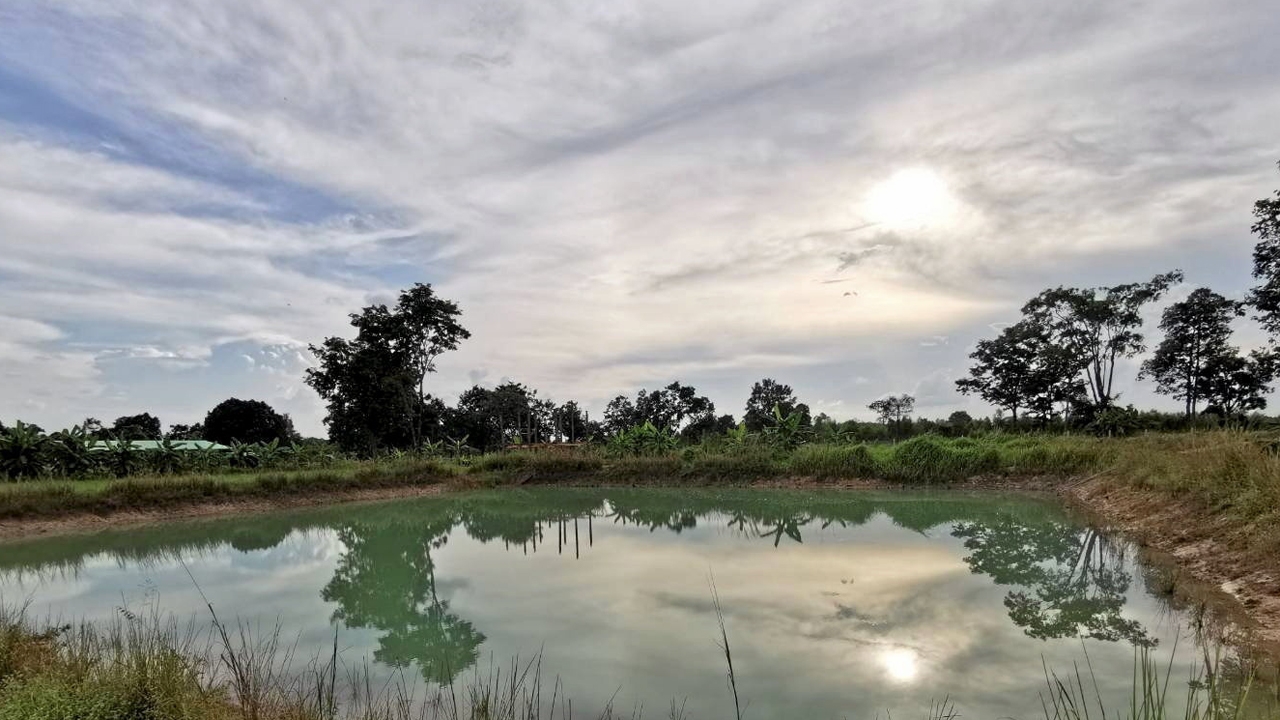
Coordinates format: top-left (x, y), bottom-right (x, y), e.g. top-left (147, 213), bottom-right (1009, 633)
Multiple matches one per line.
top-left (1062, 475), bottom-right (1280, 649)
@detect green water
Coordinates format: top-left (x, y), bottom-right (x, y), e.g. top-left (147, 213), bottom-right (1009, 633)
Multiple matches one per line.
top-left (0, 489), bottom-right (1262, 717)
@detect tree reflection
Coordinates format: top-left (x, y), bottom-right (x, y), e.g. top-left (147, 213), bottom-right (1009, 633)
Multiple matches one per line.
top-left (952, 517), bottom-right (1154, 646)
top-left (321, 518), bottom-right (485, 684)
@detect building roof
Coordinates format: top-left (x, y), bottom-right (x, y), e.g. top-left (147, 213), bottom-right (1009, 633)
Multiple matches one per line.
top-left (87, 440), bottom-right (231, 451)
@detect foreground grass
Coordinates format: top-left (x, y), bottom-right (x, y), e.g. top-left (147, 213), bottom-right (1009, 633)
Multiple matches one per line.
top-left (0, 603), bottom-right (1268, 720)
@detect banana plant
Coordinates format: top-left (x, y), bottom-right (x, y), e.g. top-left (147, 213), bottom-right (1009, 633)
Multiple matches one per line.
top-left (254, 438), bottom-right (287, 467)
top-left (109, 438), bottom-right (142, 478)
top-left (761, 404), bottom-right (812, 449)
top-left (228, 441), bottom-right (260, 469)
top-left (0, 420), bottom-right (48, 480)
top-left (47, 425), bottom-right (95, 478)
top-left (446, 435), bottom-right (475, 460)
top-left (149, 438), bottom-right (186, 475)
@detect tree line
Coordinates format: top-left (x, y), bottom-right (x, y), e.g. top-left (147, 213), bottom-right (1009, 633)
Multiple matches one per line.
top-left (5, 164), bottom-right (1279, 470)
top-left (956, 163), bottom-right (1280, 431)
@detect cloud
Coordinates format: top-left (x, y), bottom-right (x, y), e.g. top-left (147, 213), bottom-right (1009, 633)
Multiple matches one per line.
top-left (1, 0), bottom-right (1278, 432)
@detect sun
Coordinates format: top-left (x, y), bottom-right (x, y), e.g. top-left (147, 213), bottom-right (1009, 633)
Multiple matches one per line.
top-left (862, 167), bottom-right (958, 231)
top-left (880, 647), bottom-right (920, 683)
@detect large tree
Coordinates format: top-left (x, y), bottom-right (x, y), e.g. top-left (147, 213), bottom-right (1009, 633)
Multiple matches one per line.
top-left (743, 379), bottom-right (809, 431)
top-left (203, 398), bottom-right (296, 445)
top-left (1140, 288), bottom-right (1243, 417)
top-left (109, 413), bottom-right (162, 441)
top-left (1021, 271), bottom-right (1182, 409)
top-left (306, 284), bottom-right (469, 453)
top-left (453, 382), bottom-right (549, 448)
top-left (1247, 162), bottom-right (1280, 336)
top-left (956, 321), bottom-right (1084, 423)
top-left (1200, 350), bottom-right (1276, 418)
top-left (603, 382), bottom-right (717, 438)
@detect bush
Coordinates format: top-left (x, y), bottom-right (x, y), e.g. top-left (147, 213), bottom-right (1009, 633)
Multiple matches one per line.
top-left (885, 436), bottom-right (999, 483)
top-left (688, 449), bottom-right (781, 482)
top-left (789, 444), bottom-right (881, 479)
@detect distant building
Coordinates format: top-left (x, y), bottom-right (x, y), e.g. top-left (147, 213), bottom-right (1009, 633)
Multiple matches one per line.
top-left (86, 440), bottom-right (231, 452)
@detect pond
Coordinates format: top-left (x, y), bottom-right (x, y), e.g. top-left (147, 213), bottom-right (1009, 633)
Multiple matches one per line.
top-left (0, 489), bottom-right (1266, 718)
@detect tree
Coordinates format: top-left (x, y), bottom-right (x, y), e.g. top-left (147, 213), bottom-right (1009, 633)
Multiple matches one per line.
top-left (1021, 271), bottom-right (1183, 409)
top-left (166, 423), bottom-right (204, 440)
top-left (946, 411), bottom-right (974, 434)
top-left (603, 382), bottom-right (717, 438)
top-left (1140, 288), bottom-right (1243, 417)
top-left (956, 321), bottom-right (1085, 424)
top-left (602, 395), bottom-right (638, 436)
top-left (1200, 350), bottom-right (1276, 418)
top-left (202, 398), bottom-right (295, 445)
top-left (550, 401), bottom-right (591, 442)
top-left (453, 382), bottom-right (551, 448)
top-left (868, 395), bottom-right (914, 438)
top-left (743, 379), bottom-right (809, 431)
top-left (1247, 162), bottom-right (1280, 336)
top-left (109, 413), bottom-right (161, 441)
top-left (307, 284), bottom-right (469, 453)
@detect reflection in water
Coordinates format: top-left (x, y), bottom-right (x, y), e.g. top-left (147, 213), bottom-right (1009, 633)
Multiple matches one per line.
top-left (321, 519), bottom-right (484, 684)
top-left (881, 647), bottom-right (920, 683)
top-left (952, 518), bottom-right (1154, 646)
top-left (0, 489), bottom-right (1259, 716)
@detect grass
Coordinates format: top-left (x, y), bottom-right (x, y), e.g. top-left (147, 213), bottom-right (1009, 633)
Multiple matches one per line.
top-left (2, 432), bottom-right (1279, 535)
top-left (0, 457), bottom-right (463, 520)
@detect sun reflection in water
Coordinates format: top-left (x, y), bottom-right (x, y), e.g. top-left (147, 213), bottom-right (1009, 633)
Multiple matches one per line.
top-left (880, 647), bottom-right (920, 683)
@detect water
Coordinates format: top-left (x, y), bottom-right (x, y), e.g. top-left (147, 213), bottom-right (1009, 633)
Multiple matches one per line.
top-left (0, 489), bottom-right (1263, 718)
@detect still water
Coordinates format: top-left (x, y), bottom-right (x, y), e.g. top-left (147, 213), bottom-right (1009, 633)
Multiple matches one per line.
top-left (0, 489), bottom-right (1261, 717)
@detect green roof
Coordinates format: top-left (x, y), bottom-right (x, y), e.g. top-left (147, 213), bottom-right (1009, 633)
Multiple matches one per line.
top-left (87, 440), bottom-right (230, 451)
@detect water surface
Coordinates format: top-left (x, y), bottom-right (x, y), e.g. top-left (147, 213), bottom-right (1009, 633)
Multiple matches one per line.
top-left (0, 489), bottom-right (1258, 718)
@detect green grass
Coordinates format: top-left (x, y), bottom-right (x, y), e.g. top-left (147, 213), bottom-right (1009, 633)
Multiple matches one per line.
top-left (0, 457), bottom-right (463, 520)
top-left (3, 433), bottom-right (1279, 537)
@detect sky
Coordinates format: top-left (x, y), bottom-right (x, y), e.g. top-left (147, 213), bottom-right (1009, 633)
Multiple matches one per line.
top-left (1, 0), bottom-right (1279, 437)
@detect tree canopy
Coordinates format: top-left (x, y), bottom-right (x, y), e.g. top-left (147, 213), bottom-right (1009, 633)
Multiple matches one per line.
top-left (956, 321), bottom-right (1083, 423)
top-left (203, 398), bottom-right (296, 445)
top-left (1248, 162), bottom-right (1280, 336)
top-left (306, 284), bottom-right (469, 453)
top-left (1021, 271), bottom-right (1183, 409)
top-left (108, 413), bottom-right (162, 441)
top-left (743, 379), bottom-right (809, 432)
top-left (1140, 288), bottom-right (1243, 417)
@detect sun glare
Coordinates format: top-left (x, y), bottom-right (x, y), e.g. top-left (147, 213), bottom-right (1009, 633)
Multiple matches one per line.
top-left (863, 167), bottom-right (957, 231)
top-left (880, 648), bottom-right (920, 683)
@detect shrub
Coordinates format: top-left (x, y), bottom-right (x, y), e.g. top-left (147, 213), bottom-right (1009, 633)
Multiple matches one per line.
top-left (789, 444), bottom-right (881, 479)
top-left (689, 449), bottom-right (781, 482)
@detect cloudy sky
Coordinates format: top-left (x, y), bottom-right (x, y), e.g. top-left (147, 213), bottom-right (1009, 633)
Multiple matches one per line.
top-left (2, 0), bottom-right (1279, 436)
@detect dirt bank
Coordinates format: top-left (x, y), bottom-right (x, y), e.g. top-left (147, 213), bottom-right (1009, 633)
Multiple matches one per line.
top-left (1063, 475), bottom-right (1280, 648)
top-left (0, 483), bottom-right (454, 540)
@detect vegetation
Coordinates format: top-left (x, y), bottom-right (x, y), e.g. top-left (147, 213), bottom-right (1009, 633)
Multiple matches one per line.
top-left (203, 398), bottom-right (298, 446)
